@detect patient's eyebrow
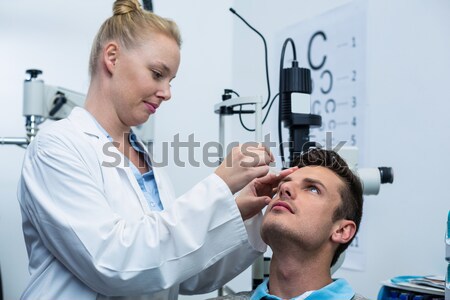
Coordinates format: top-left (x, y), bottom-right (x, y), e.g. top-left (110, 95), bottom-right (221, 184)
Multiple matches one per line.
top-left (277, 177), bottom-right (292, 187)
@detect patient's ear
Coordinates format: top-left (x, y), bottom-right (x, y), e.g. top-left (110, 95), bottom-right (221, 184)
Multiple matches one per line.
top-left (331, 220), bottom-right (356, 244)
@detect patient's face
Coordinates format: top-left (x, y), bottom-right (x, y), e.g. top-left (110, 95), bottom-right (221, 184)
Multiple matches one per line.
top-left (261, 166), bottom-right (345, 249)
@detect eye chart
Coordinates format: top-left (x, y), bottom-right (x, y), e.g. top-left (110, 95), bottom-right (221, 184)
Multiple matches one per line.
top-left (275, 1), bottom-right (367, 270)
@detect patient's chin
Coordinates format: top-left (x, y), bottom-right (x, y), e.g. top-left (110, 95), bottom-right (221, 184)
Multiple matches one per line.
top-left (260, 218), bottom-right (291, 246)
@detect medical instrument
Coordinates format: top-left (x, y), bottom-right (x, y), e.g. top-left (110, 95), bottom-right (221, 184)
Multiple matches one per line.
top-left (0, 69), bottom-right (154, 147)
top-left (214, 93), bottom-right (263, 160)
top-left (277, 39), bottom-right (393, 193)
top-left (446, 211), bottom-right (450, 299)
top-left (0, 265), bottom-right (2, 300)
top-left (142, 0), bottom-right (153, 12)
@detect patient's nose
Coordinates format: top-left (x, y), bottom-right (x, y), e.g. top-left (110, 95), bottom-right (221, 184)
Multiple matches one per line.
top-left (279, 182), bottom-right (293, 199)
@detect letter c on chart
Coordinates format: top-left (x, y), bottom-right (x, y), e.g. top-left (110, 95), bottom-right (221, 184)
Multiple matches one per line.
top-left (312, 100), bottom-right (321, 115)
top-left (308, 31), bottom-right (327, 71)
top-left (325, 99), bottom-right (336, 113)
top-left (328, 119), bottom-right (336, 130)
top-left (320, 70), bottom-right (333, 94)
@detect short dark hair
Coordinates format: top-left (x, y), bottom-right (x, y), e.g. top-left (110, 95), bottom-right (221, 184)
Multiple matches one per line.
top-left (294, 148), bottom-right (363, 267)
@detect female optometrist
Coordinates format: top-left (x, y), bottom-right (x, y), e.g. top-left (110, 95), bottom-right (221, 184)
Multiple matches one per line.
top-left (17, 1), bottom-right (296, 299)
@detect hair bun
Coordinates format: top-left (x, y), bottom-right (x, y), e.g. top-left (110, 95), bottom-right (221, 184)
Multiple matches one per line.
top-left (113, 0), bottom-right (141, 16)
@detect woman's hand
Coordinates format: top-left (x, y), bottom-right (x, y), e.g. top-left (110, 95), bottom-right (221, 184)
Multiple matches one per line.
top-left (235, 167), bottom-right (298, 220)
top-left (215, 144), bottom-right (273, 194)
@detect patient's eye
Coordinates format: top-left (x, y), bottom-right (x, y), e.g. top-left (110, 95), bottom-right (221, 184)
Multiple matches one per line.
top-left (307, 185), bottom-right (320, 194)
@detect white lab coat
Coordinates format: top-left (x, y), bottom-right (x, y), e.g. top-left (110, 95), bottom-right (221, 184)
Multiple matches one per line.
top-left (18, 107), bottom-right (266, 300)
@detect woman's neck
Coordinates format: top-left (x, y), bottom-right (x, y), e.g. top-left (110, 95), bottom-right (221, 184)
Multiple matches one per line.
top-left (84, 81), bottom-right (130, 142)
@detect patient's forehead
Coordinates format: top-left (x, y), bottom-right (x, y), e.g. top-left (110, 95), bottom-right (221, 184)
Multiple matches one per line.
top-left (287, 166), bottom-right (345, 191)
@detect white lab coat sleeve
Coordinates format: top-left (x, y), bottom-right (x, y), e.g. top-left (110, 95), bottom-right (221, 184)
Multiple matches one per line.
top-left (20, 130), bottom-right (251, 297)
top-left (178, 213), bottom-right (266, 295)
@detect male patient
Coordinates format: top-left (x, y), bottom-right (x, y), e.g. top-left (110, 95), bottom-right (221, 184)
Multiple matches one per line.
top-left (212, 148), bottom-right (368, 300)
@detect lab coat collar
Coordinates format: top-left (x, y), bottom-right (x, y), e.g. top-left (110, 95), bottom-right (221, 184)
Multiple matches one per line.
top-left (67, 107), bottom-right (154, 164)
top-left (66, 107), bottom-right (159, 212)
top-left (67, 107), bottom-right (106, 140)
top-left (67, 107), bottom-right (131, 170)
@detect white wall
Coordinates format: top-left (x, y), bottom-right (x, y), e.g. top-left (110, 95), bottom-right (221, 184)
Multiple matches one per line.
top-left (1, 0), bottom-right (450, 299)
top-left (230, 0), bottom-right (450, 298)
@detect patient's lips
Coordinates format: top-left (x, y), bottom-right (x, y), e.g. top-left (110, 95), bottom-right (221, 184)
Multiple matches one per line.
top-left (271, 201), bottom-right (294, 213)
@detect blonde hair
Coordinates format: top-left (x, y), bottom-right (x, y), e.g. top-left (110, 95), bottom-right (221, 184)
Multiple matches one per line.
top-left (89, 0), bottom-right (182, 76)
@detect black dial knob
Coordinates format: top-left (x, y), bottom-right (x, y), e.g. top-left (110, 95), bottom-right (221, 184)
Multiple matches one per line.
top-left (25, 69), bottom-right (43, 80)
